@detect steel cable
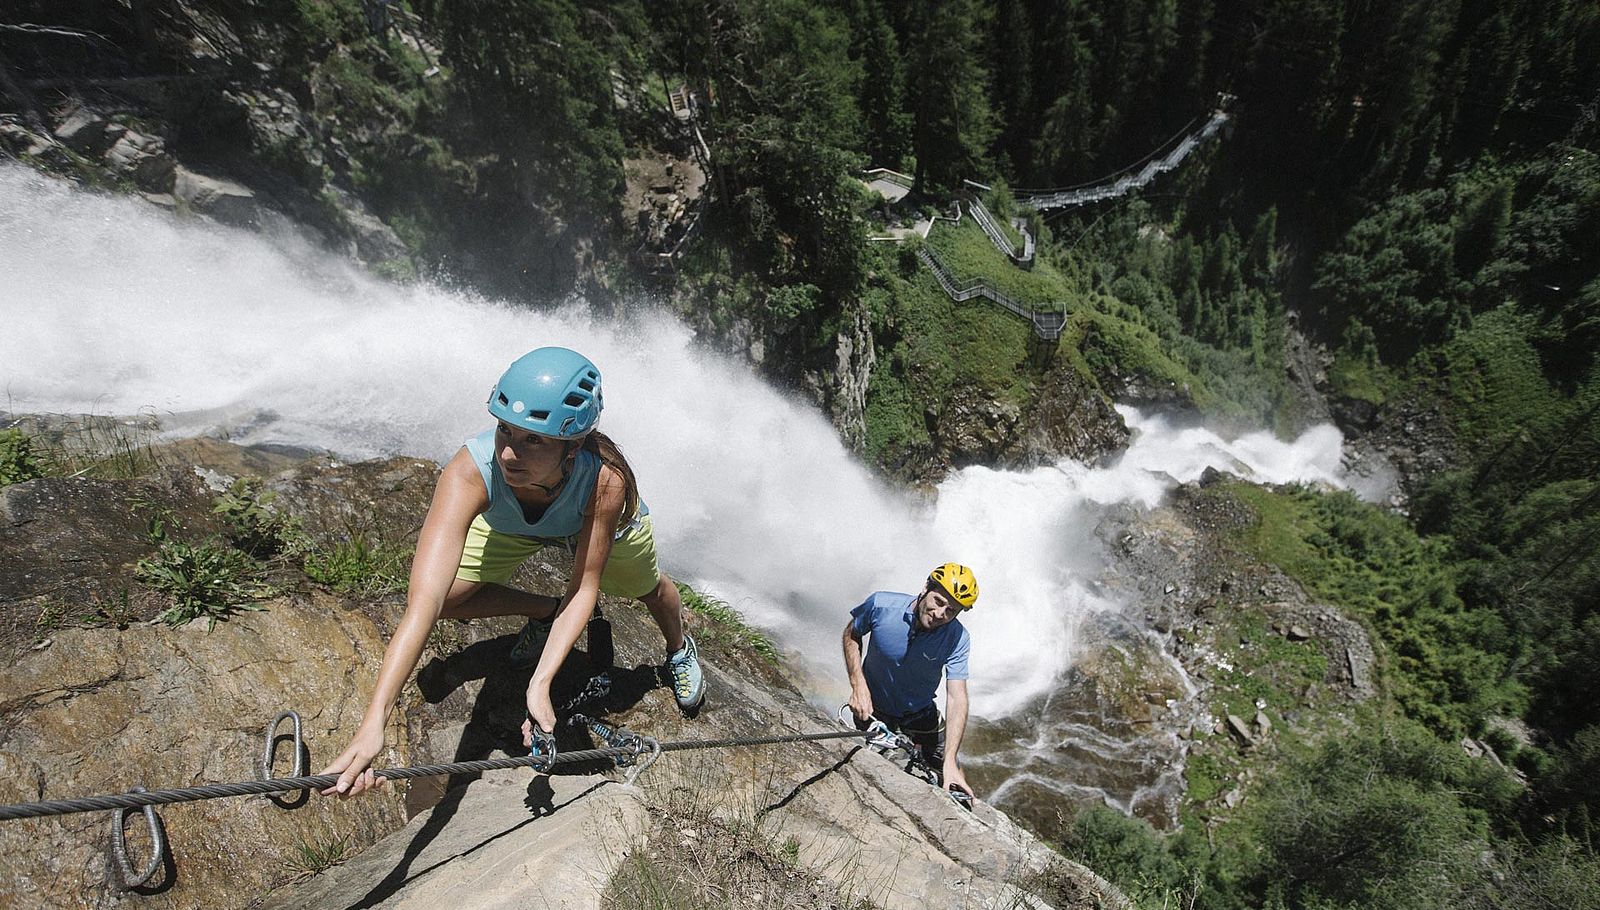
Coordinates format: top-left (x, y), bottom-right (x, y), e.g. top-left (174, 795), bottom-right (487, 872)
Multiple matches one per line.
top-left (0, 730), bottom-right (870, 822)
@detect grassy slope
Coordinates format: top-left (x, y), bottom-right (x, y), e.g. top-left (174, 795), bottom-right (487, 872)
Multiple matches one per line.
top-left (925, 218), bottom-right (1074, 310)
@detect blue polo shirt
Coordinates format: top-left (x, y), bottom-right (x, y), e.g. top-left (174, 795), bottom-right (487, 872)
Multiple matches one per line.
top-left (850, 591), bottom-right (970, 717)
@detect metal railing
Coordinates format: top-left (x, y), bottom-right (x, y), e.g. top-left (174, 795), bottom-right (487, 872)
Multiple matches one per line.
top-left (861, 167), bottom-right (914, 189)
top-left (966, 196), bottom-right (1035, 270)
top-left (1017, 108), bottom-right (1231, 211)
top-left (916, 247), bottom-right (1064, 341)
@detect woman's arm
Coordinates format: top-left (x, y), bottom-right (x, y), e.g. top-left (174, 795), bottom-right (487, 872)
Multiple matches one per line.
top-left (523, 462), bottom-right (626, 735)
top-left (321, 448), bottom-right (487, 796)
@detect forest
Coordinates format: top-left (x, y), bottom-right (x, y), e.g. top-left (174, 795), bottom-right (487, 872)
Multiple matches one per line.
top-left (3, 0), bottom-right (1599, 906)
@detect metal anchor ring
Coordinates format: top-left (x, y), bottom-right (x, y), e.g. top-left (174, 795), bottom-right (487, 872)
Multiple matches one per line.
top-left (109, 786), bottom-right (164, 890)
top-left (261, 710), bottom-right (305, 780)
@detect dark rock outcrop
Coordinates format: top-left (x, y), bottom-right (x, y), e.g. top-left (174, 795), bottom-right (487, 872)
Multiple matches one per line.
top-left (920, 359), bottom-right (1129, 480)
top-left (1011, 359), bottom-right (1131, 467)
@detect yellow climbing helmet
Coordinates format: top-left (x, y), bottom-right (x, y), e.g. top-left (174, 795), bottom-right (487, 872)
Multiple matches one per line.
top-left (928, 563), bottom-right (979, 609)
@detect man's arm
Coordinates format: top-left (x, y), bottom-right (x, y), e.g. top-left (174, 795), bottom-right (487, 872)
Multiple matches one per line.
top-left (842, 621), bottom-right (874, 722)
top-left (942, 677), bottom-right (971, 794)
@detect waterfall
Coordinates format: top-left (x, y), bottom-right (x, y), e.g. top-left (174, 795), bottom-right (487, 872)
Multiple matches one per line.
top-left (0, 164), bottom-right (1353, 727)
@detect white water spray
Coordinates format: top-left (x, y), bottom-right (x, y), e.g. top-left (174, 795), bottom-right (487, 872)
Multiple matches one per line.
top-left (0, 165), bottom-right (1352, 720)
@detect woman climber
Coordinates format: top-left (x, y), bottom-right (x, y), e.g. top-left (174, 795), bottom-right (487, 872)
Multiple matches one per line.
top-left (320, 346), bottom-right (705, 797)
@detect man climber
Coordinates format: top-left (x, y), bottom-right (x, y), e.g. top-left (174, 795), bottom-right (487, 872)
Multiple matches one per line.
top-left (842, 563), bottom-right (977, 800)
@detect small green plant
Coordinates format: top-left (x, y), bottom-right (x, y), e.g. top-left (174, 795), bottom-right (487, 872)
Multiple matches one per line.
top-left (214, 478), bottom-right (297, 557)
top-left (88, 588), bottom-right (140, 629)
top-left (303, 536), bottom-right (410, 596)
top-left (778, 835), bottom-right (801, 866)
top-left (35, 600), bottom-right (67, 637)
top-left (130, 495), bottom-right (180, 544)
top-left (136, 539), bottom-right (271, 629)
top-left (0, 429), bottom-right (49, 486)
top-left (284, 834), bottom-right (350, 882)
top-left (676, 583), bottom-right (779, 665)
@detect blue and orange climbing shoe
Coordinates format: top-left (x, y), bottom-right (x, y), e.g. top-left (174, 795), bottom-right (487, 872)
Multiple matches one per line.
top-left (510, 616), bottom-right (554, 667)
top-left (665, 633), bottom-right (706, 711)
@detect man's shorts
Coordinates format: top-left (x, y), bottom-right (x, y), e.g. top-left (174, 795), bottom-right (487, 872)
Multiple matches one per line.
top-left (455, 513), bottom-right (662, 599)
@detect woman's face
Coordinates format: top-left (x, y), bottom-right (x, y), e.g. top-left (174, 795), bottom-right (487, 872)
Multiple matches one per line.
top-left (494, 421), bottom-right (569, 487)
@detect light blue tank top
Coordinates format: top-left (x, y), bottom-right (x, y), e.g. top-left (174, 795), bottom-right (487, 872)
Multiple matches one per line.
top-left (464, 428), bottom-right (646, 542)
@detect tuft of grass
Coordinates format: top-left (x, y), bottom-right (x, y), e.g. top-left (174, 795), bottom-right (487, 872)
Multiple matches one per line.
top-left (34, 600), bottom-right (68, 639)
top-left (676, 583), bottom-right (779, 666)
top-left (302, 535), bottom-right (411, 596)
top-left (28, 415), bottom-right (164, 480)
top-left (284, 834), bottom-right (351, 882)
top-left (136, 538), bottom-right (272, 629)
top-left (87, 588), bottom-right (141, 630)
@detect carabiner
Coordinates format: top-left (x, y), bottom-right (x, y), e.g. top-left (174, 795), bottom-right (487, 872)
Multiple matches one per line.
top-left (946, 785), bottom-right (975, 812)
top-left (526, 717), bottom-right (557, 771)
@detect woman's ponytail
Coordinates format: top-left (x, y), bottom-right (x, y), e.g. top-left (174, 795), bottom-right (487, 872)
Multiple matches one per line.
top-left (583, 431), bottom-right (640, 532)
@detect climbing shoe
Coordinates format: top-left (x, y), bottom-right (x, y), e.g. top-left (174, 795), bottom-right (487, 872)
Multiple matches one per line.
top-left (510, 615), bottom-right (555, 666)
top-left (665, 633), bottom-right (706, 711)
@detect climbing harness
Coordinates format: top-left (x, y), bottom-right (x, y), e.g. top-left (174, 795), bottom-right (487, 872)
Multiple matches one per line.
top-left (0, 708), bottom-right (874, 889)
top-left (836, 706), bottom-right (975, 812)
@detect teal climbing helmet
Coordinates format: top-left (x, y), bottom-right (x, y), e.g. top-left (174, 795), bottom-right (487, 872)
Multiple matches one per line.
top-left (486, 347), bottom-right (603, 438)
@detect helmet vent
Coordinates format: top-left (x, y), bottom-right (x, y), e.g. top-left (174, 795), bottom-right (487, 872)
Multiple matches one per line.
top-left (564, 393), bottom-right (587, 408)
top-left (577, 379), bottom-right (596, 392)
top-left (529, 409), bottom-right (550, 420)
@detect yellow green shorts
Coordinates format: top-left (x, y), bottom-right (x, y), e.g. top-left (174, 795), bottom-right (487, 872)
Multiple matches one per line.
top-left (455, 513), bottom-right (662, 599)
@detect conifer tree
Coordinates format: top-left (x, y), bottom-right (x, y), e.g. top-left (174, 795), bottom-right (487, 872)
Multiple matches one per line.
top-left (858, 0), bottom-right (912, 168)
top-left (909, 0), bottom-right (996, 193)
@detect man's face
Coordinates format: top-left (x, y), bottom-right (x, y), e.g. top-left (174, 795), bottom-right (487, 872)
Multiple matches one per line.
top-left (916, 586), bottom-right (961, 631)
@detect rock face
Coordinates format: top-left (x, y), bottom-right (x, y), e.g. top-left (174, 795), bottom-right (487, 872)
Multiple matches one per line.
top-left (924, 361), bottom-right (1128, 477)
top-left (0, 600), bottom-right (411, 910)
top-left (806, 296), bottom-right (879, 451)
top-left (0, 432), bottom-right (1121, 910)
top-left (1010, 359), bottom-right (1131, 467)
top-left (253, 592), bottom-right (1127, 910)
top-left (256, 771), bottom-right (648, 910)
top-left (0, 443), bottom-right (480, 910)
top-left (2, 99), bottom-right (410, 271)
